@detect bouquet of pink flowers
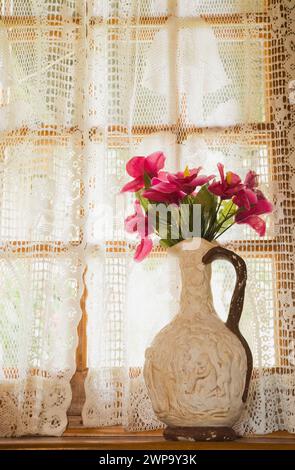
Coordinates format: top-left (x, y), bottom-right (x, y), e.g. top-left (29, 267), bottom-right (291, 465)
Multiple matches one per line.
top-left (121, 151), bottom-right (273, 261)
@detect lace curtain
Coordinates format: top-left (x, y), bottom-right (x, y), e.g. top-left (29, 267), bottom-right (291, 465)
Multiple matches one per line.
top-left (0, 0), bottom-right (86, 436)
top-left (0, 0), bottom-right (295, 437)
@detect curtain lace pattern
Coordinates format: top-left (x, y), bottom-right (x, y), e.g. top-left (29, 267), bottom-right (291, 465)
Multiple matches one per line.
top-left (0, 0), bottom-right (86, 436)
top-left (0, 0), bottom-right (295, 436)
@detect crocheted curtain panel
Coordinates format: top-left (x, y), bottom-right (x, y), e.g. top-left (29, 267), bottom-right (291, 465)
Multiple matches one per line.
top-left (0, 0), bottom-right (294, 436)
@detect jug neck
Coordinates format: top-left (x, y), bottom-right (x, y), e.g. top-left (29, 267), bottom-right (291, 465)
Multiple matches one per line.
top-left (169, 238), bottom-right (218, 320)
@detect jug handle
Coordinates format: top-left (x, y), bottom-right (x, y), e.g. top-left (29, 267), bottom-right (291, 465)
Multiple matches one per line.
top-left (202, 246), bottom-right (253, 403)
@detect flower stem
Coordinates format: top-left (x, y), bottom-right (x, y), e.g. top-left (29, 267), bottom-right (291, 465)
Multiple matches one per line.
top-left (204, 200), bottom-right (222, 240)
top-left (214, 221), bottom-right (236, 240)
top-left (210, 201), bottom-right (236, 239)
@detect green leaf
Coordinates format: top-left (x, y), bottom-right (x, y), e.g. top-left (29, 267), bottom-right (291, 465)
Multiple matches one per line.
top-left (159, 239), bottom-right (173, 248)
top-left (193, 185), bottom-right (218, 215)
top-left (147, 204), bottom-right (181, 241)
top-left (208, 200), bottom-right (238, 240)
top-left (159, 238), bottom-right (181, 248)
top-left (143, 171), bottom-right (151, 188)
top-left (193, 185), bottom-right (218, 237)
top-left (218, 216), bottom-right (234, 230)
top-left (217, 200), bottom-right (238, 229)
top-left (135, 191), bottom-right (149, 212)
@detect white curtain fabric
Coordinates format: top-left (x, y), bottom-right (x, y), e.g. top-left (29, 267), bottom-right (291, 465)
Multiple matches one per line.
top-left (0, 0), bottom-right (295, 436)
top-left (0, 0), bottom-right (86, 436)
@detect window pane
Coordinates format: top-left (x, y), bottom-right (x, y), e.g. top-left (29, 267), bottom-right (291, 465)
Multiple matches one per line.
top-left (0, 23), bottom-right (83, 129)
top-left (90, 20), bottom-right (268, 130)
top-left (84, 139), bottom-right (127, 244)
top-left (0, 0), bottom-right (83, 17)
top-left (177, 0), bottom-right (266, 16)
top-left (86, 251), bottom-right (127, 369)
top-left (206, 23), bottom-right (267, 125)
top-left (0, 135), bottom-right (82, 242)
top-left (211, 257), bottom-right (276, 367)
top-left (0, 255), bottom-right (80, 377)
top-left (86, 250), bottom-right (179, 369)
top-left (126, 253), bottom-right (179, 366)
top-left (140, 20), bottom-right (268, 127)
top-left (90, 0), bottom-right (266, 18)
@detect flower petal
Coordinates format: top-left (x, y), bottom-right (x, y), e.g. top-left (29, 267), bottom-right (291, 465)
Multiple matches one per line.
top-left (134, 238), bottom-right (153, 262)
top-left (173, 167), bottom-right (201, 179)
top-left (226, 171), bottom-right (241, 186)
top-left (143, 188), bottom-right (185, 204)
top-left (143, 189), bottom-right (172, 203)
top-left (235, 197), bottom-right (273, 224)
top-left (244, 188), bottom-right (258, 206)
top-left (244, 170), bottom-right (258, 189)
top-left (124, 214), bottom-right (138, 233)
top-left (236, 215), bottom-right (266, 236)
top-left (254, 198), bottom-right (273, 215)
top-left (217, 163), bottom-right (225, 184)
top-left (192, 174), bottom-right (215, 187)
top-left (144, 151), bottom-right (166, 177)
top-left (224, 184), bottom-right (245, 197)
top-left (121, 177), bottom-right (144, 193)
top-left (157, 171), bottom-right (169, 181)
top-left (233, 188), bottom-right (257, 210)
top-left (134, 199), bottom-right (143, 215)
top-left (138, 216), bottom-right (153, 238)
top-left (150, 180), bottom-right (179, 193)
top-left (207, 181), bottom-right (225, 197)
top-left (126, 157), bottom-right (145, 178)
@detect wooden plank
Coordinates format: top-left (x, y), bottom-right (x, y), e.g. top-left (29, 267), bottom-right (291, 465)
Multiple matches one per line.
top-left (0, 15), bottom-right (81, 27)
top-left (0, 431), bottom-right (295, 450)
top-left (0, 13), bottom-right (269, 28)
top-left (0, 239), bottom-right (286, 257)
top-left (105, 123), bottom-right (275, 137)
top-left (90, 14), bottom-right (270, 27)
top-left (0, 241), bottom-right (81, 256)
top-left (0, 123), bottom-right (275, 142)
top-left (67, 267), bottom-right (88, 418)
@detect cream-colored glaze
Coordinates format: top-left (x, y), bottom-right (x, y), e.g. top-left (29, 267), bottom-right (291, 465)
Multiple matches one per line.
top-left (144, 238), bottom-right (247, 428)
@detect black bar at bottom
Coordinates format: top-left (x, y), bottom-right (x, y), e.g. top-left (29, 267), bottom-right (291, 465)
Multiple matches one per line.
top-left (0, 449), bottom-right (294, 466)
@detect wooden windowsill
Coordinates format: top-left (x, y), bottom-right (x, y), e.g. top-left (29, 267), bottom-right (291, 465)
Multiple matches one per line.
top-left (0, 429), bottom-right (295, 450)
